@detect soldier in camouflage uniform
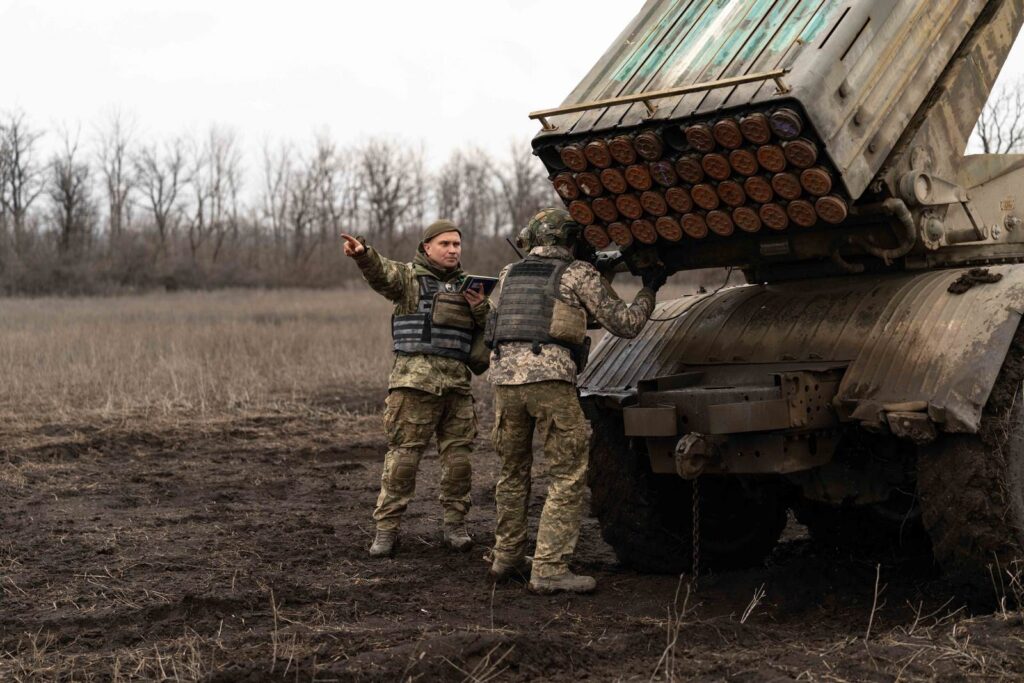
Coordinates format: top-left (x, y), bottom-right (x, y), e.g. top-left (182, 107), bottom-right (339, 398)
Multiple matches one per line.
top-left (487, 208), bottom-right (665, 594)
top-left (342, 220), bottom-right (490, 558)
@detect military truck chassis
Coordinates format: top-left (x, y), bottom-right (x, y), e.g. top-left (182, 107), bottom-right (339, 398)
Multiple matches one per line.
top-left (533, 0), bottom-right (1024, 590)
top-left (581, 266), bottom-right (1024, 586)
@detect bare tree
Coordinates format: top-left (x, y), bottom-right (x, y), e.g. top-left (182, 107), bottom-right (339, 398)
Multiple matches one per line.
top-left (0, 123), bottom-right (9, 246)
top-left (184, 132), bottom-right (210, 265)
top-left (0, 111), bottom-right (45, 255)
top-left (261, 140), bottom-right (293, 256)
top-left (975, 76), bottom-right (1024, 153)
top-left (184, 126), bottom-right (243, 266)
top-left (436, 147), bottom-right (501, 242)
top-left (495, 141), bottom-right (556, 234)
top-left (401, 142), bottom-right (429, 236)
top-left (335, 146), bottom-right (363, 234)
top-left (135, 138), bottom-right (186, 261)
top-left (360, 138), bottom-right (423, 243)
top-left (208, 127), bottom-right (242, 264)
top-left (308, 133), bottom-right (344, 246)
top-left (49, 126), bottom-right (96, 257)
top-left (96, 111), bottom-right (135, 241)
top-left (287, 161), bottom-right (318, 265)
top-left (436, 151), bottom-right (467, 225)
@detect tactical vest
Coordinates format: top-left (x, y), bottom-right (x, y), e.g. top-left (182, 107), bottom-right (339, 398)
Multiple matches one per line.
top-left (489, 256), bottom-right (575, 352)
top-left (392, 276), bottom-right (473, 362)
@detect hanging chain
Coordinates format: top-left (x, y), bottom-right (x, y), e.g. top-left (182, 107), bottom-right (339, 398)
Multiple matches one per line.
top-left (691, 475), bottom-right (701, 590)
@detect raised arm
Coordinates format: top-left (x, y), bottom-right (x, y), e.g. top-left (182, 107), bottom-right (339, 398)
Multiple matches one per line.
top-left (342, 233), bottom-right (409, 302)
top-left (569, 262), bottom-right (655, 339)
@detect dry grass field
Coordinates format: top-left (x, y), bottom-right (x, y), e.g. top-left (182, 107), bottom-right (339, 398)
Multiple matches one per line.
top-left (0, 288), bottom-right (394, 420)
top-left (2, 282), bottom-right (1023, 681)
top-left (0, 274), bottom-right (715, 422)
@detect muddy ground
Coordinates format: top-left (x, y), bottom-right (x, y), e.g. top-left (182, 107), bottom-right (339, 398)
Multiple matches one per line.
top-left (2, 391), bottom-right (1023, 681)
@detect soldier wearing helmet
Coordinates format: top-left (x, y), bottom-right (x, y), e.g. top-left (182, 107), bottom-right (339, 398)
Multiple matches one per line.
top-left (485, 208), bottom-right (665, 594)
top-left (342, 220), bottom-right (491, 558)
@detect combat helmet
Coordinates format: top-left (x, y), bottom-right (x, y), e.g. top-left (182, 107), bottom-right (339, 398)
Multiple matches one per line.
top-left (517, 208), bottom-right (581, 250)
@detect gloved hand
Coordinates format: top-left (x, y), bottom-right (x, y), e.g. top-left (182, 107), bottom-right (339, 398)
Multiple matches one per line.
top-left (641, 265), bottom-right (667, 292)
top-left (593, 251), bottom-right (624, 275)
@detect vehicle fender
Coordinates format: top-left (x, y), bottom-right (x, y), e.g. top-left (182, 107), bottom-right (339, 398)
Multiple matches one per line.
top-left (581, 266), bottom-right (1024, 433)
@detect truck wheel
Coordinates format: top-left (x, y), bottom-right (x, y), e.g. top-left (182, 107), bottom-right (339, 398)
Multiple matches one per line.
top-left (793, 433), bottom-right (929, 554)
top-left (793, 493), bottom-right (929, 554)
top-left (587, 408), bottom-right (787, 574)
top-left (917, 330), bottom-right (1024, 590)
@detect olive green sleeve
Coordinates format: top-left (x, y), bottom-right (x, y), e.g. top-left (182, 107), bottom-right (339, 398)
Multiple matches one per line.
top-left (353, 245), bottom-right (410, 302)
top-left (471, 297), bottom-right (492, 328)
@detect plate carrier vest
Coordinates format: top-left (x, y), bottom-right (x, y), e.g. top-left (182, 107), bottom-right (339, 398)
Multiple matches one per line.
top-left (392, 276), bottom-right (473, 362)
top-left (489, 255), bottom-right (575, 354)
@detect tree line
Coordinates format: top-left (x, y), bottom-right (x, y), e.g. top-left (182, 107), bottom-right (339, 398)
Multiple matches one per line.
top-left (0, 111), bottom-right (558, 294)
top-left (3, 76), bottom-right (1020, 295)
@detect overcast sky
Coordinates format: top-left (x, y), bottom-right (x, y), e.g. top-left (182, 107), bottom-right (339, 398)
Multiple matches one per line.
top-left (0, 0), bottom-right (637, 167)
top-left (1, 0), bottom-right (1022, 169)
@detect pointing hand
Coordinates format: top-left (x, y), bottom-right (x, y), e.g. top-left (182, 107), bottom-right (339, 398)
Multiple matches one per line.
top-left (341, 233), bottom-right (366, 257)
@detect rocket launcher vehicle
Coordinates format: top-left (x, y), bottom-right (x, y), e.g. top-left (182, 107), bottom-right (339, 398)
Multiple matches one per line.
top-left (530, 0), bottom-right (1024, 281)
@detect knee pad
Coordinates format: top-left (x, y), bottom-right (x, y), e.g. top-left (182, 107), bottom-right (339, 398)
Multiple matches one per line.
top-left (449, 462), bottom-right (471, 482)
top-left (388, 463), bottom-right (418, 494)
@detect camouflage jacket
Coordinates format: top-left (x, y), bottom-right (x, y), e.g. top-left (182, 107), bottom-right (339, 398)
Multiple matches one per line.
top-left (488, 246), bottom-right (655, 386)
top-left (354, 245), bottom-right (490, 396)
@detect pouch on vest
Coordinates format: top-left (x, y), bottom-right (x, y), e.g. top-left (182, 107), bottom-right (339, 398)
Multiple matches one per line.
top-left (431, 292), bottom-right (475, 330)
top-left (572, 336), bottom-right (592, 374)
top-left (548, 299), bottom-right (587, 346)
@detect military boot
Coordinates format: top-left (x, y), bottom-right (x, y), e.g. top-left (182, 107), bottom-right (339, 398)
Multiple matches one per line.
top-left (488, 555), bottom-right (532, 583)
top-left (528, 572), bottom-right (597, 595)
top-left (368, 530), bottom-right (398, 558)
top-left (442, 523), bottom-right (473, 552)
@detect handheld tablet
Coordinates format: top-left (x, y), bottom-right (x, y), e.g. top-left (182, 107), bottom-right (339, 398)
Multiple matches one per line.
top-left (459, 275), bottom-right (499, 295)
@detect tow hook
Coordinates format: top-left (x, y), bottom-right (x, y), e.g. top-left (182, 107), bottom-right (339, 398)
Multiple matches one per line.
top-left (675, 433), bottom-right (720, 479)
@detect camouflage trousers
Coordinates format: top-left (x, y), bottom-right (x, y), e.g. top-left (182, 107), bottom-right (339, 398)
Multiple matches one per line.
top-left (491, 381), bottom-right (590, 578)
top-left (373, 388), bottom-right (477, 532)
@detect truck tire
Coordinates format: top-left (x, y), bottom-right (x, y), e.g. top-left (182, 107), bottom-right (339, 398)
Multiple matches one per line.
top-left (793, 493), bottom-right (929, 555)
top-left (793, 433), bottom-right (929, 554)
top-left (917, 328), bottom-right (1024, 591)
top-left (587, 407), bottom-right (787, 574)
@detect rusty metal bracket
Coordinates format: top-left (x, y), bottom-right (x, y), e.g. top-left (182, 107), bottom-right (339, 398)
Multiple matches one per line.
top-left (887, 410), bottom-right (937, 444)
top-left (780, 372), bottom-right (840, 430)
top-left (529, 69), bottom-right (791, 131)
